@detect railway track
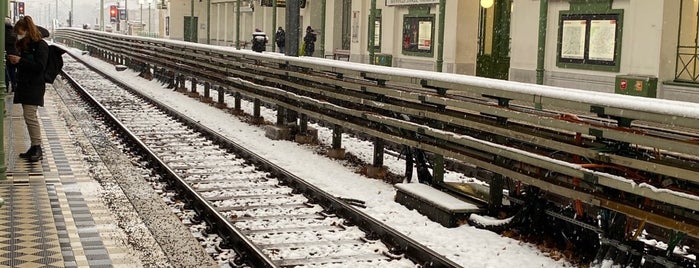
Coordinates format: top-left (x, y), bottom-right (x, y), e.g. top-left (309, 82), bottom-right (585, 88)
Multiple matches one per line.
top-left (59, 56), bottom-right (459, 267)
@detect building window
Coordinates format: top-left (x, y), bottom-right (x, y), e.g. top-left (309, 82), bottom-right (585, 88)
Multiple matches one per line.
top-left (556, 12), bottom-right (623, 72)
top-left (402, 7), bottom-right (434, 57)
top-left (675, 0), bottom-right (699, 83)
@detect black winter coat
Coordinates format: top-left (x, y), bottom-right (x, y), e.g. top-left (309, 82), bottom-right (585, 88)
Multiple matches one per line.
top-left (275, 30), bottom-right (285, 48)
top-left (14, 39), bottom-right (48, 106)
top-left (303, 31), bottom-right (316, 55)
top-left (4, 23), bottom-right (18, 56)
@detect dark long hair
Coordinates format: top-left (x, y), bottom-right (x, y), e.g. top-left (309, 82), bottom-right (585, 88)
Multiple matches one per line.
top-left (14, 16), bottom-right (43, 51)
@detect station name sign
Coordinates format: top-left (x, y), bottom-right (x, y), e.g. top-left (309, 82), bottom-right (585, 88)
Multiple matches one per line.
top-left (386, 0), bottom-right (439, 6)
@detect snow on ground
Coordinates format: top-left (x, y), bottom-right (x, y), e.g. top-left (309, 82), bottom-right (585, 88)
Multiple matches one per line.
top-left (67, 49), bottom-right (573, 267)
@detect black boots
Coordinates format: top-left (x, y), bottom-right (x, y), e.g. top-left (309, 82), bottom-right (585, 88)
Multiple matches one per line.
top-left (19, 145), bottom-right (42, 162)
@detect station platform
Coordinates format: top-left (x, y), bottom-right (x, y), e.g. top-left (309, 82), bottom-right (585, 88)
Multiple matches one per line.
top-left (0, 89), bottom-right (140, 267)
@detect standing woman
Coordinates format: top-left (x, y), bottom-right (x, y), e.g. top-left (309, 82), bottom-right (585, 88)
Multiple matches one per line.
top-left (8, 16), bottom-right (48, 162)
top-left (303, 26), bottom-right (316, 57)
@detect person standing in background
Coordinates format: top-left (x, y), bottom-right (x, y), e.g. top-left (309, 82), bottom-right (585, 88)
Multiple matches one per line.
top-left (251, 28), bottom-right (268, 53)
top-left (5, 17), bottom-right (18, 93)
top-left (9, 16), bottom-right (49, 162)
top-left (275, 27), bottom-right (285, 53)
top-left (303, 26), bottom-right (317, 57)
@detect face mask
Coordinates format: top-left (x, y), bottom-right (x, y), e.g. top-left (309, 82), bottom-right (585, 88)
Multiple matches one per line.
top-left (17, 34), bottom-right (25, 40)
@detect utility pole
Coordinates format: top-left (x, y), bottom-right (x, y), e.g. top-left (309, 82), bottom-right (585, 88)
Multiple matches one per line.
top-left (100, 0), bottom-right (104, 31)
top-left (271, 0), bottom-right (277, 52)
top-left (536, 0), bottom-right (548, 85)
top-left (285, 0), bottom-right (300, 56)
top-left (235, 0), bottom-right (240, 49)
top-left (70, 0), bottom-right (74, 27)
top-left (368, 0), bottom-right (376, 64)
top-left (190, 0), bottom-right (196, 42)
top-left (436, 0), bottom-right (445, 72)
top-left (148, 1), bottom-right (151, 33)
top-left (125, 0), bottom-right (128, 26)
top-left (0, 0), bottom-right (8, 180)
top-left (320, 0), bottom-right (326, 57)
top-left (206, 0), bottom-right (210, 44)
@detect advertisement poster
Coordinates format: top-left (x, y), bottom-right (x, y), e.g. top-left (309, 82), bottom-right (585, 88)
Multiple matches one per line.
top-left (561, 20), bottom-right (586, 59)
top-left (589, 20), bottom-right (616, 61)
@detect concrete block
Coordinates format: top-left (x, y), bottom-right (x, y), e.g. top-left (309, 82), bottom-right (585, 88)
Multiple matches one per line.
top-left (295, 134), bottom-right (316, 144)
top-left (229, 109), bottom-right (245, 116)
top-left (395, 183), bottom-right (481, 228)
top-left (250, 116), bottom-right (265, 125)
top-left (265, 125), bottom-right (291, 140)
top-left (365, 165), bottom-right (388, 180)
top-left (326, 148), bottom-right (345, 159)
top-left (115, 65), bottom-right (128, 71)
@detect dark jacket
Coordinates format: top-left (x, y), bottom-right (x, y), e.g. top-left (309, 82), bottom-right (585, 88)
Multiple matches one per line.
top-left (5, 22), bottom-right (18, 56)
top-left (275, 29), bottom-right (285, 48)
top-left (303, 30), bottom-right (316, 56)
top-left (251, 31), bottom-right (268, 53)
top-left (14, 39), bottom-right (49, 106)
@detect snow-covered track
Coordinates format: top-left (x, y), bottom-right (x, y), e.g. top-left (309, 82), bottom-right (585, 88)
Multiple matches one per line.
top-left (60, 56), bottom-right (460, 267)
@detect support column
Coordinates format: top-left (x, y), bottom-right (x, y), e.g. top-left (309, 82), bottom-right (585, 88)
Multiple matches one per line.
top-left (235, 0), bottom-right (241, 49)
top-left (271, 0), bottom-right (277, 52)
top-left (201, 82), bottom-right (212, 103)
top-left (232, 91), bottom-right (242, 115)
top-left (436, 0), bottom-right (445, 72)
top-left (206, 0), bottom-right (211, 44)
top-left (276, 107), bottom-right (286, 125)
top-left (0, 1), bottom-right (7, 180)
top-left (252, 98), bottom-right (263, 124)
top-left (368, 0), bottom-right (377, 64)
top-left (366, 137), bottom-right (387, 179)
top-left (327, 124), bottom-right (345, 159)
top-left (294, 114), bottom-right (316, 144)
top-left (320, 0), bottom-right (326, 57)
top-left (433, 154), bottom-right (444, 184)
top-left (190, 79), bottom-right (198, 96)
top-left (536, 0), bottom-right (548, 85)
top-left (285, 0), bottom-right (300, 56)
top-left (215, 86), bottom-right (227, 108)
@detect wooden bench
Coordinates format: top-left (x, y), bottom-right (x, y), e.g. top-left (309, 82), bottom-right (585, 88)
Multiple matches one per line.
top-left (325, 49), bottom-right (350, 61)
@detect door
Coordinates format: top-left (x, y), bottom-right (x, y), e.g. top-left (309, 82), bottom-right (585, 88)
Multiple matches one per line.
top-left (184, 16), bottom-right (199, 42)
top-left (476, 0), bottom-right (511, 80)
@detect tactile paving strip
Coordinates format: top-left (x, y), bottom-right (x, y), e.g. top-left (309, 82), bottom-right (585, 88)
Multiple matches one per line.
top-left (1, 94), bottom-right (116, 267)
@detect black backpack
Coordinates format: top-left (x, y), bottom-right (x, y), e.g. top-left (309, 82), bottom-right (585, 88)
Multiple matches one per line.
top-left (45, 44), bottom-right (66, 83)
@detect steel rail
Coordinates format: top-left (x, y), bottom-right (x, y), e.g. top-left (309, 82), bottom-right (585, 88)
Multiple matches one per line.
top-left (59, 70), bottom-right (278, 268)
top-left (62, 53), bottom-right (464, 268)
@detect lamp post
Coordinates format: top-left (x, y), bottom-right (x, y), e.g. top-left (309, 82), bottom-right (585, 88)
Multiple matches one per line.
top-left (0, 0), bottom-right (8, 181)
top-left (139, 0), bottom-right (143, 27)
top-left (147, 0), bottom-right (152, 33)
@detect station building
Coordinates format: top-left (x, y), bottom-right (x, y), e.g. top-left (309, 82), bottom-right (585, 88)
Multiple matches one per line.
top-left (159, 0), bottom-right (698, 102)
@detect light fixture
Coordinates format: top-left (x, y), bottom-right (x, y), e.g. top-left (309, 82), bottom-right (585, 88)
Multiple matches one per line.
top-left (480, 0), bottom-right (493, 9)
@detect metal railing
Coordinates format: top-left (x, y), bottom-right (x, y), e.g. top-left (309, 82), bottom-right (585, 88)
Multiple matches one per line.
top-left (675, 45), bottom-right (699, 83)
top-left (55, 28), bottom-right (699, 239)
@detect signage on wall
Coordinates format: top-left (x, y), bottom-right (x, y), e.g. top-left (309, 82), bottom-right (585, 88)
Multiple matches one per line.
top-left (386, 0), bottom-right (439, 6)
